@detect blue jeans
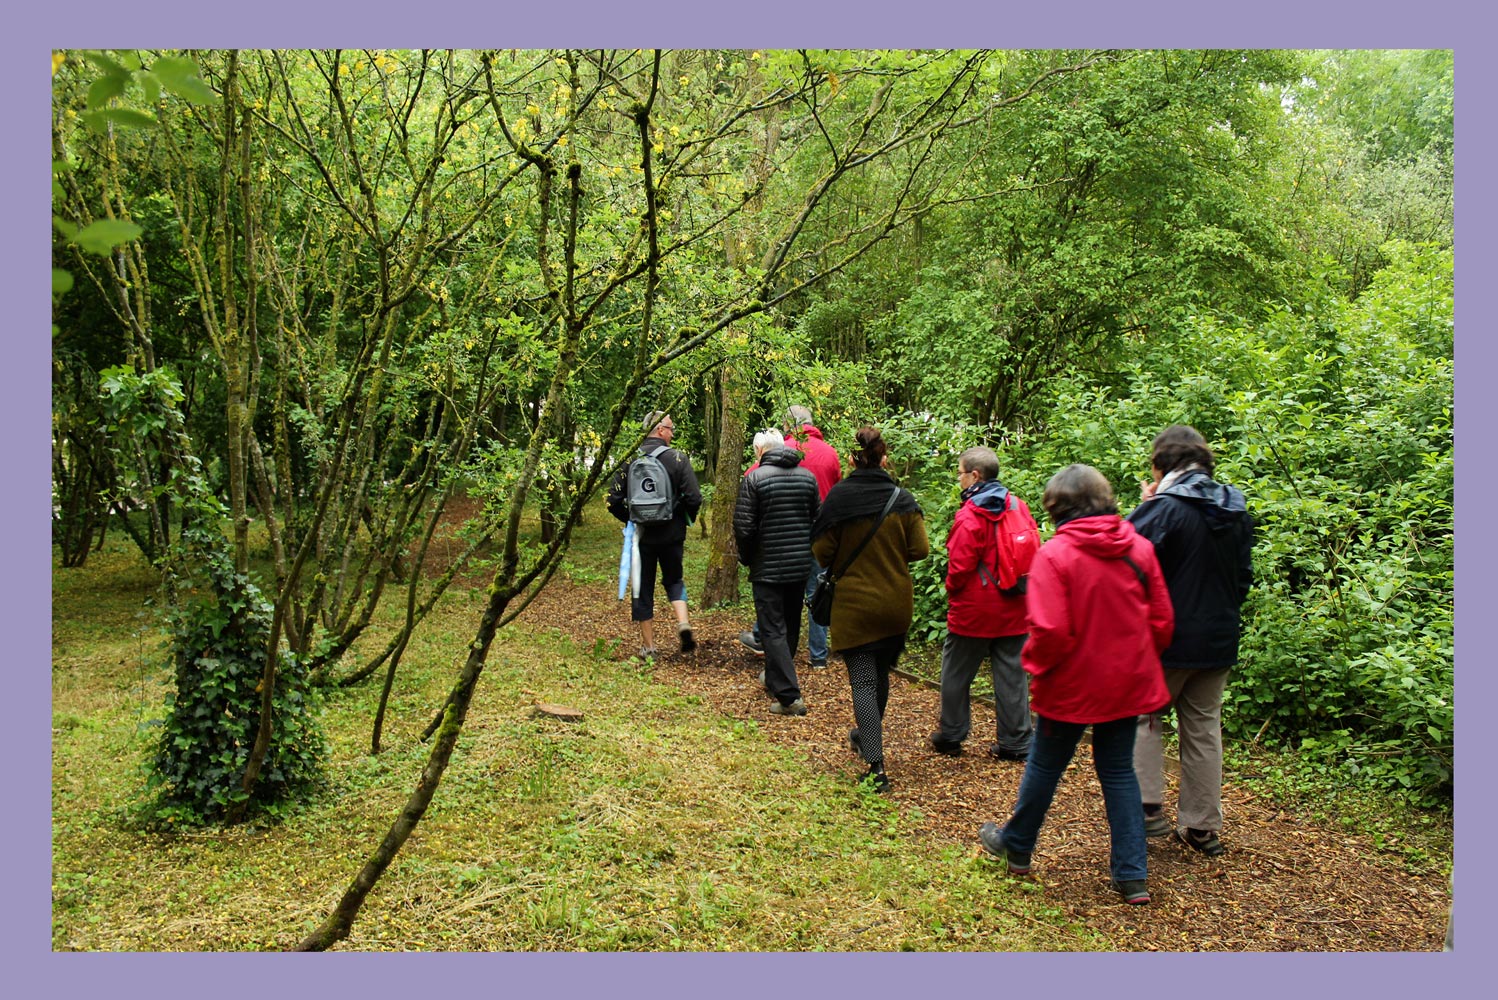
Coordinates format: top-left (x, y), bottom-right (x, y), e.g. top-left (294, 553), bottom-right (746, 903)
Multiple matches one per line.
top-left (755, 564), bottom-right (829, 663)
top-left (802, 564), bottom-right (829, 662)
top-left (998, 714), bottom-right (1147, 882)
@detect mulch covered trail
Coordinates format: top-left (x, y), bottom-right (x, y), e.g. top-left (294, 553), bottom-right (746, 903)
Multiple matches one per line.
top-left (511, 576), bottom-right (1449, 952)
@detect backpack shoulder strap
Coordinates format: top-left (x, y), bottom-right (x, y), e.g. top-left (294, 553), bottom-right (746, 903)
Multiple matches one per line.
top-left (977, 517), bottom-right (1000, 588)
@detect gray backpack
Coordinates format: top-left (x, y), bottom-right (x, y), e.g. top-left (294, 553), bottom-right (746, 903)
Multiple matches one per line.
top-left (626, 443), bottom-right (675, 524)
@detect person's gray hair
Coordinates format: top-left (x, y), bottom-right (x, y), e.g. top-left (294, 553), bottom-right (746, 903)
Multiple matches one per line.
top-left (753, 428), bottom-right (784, 453)
top-left (785, 404), bottom-right (813, 427)
top-left (642, 410), bottom-right (670, 433)
top-left (958, 446), bottom-right (999, 481)
top-left (1041, 464), bottom-right (1118, 524)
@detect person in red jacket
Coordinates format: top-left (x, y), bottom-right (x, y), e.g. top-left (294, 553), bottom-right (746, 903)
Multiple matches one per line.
top-left (930, 446), bottom-right (1040, 760)
top-left (977, 464), bottom-right (1173, 906)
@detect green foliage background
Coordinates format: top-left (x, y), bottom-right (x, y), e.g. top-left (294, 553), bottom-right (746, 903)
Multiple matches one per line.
top-left (885, 245), bottom-right (1452, 804)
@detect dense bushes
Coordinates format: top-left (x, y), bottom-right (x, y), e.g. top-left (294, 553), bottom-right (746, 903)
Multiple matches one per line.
top-left (881, 244), bottom-right (1452, 804)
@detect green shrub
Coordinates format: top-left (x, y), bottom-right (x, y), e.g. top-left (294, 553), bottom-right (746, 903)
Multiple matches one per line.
top-left (99, 365), bottom-right (328, 826)
top-left (147, 561), bottom-right (327, 825)
top-left (881, 243), bottom-right (1453, 804)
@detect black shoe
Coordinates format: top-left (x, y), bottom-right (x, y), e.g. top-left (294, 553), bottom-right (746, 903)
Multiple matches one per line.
top-left (863, 765), bottom-right (891, 794)
top-left (929, 733), bottom-right (963, 757)
top-left (1111, 879), bottom-right (1151, 905)
top-left (848, 728), bottom-right (862, 755)
top-left (1177, 827), bottom-right (1225, 857)
top-left (986, 742), bottom-right (1028, 762)
top-left (677, 625), bottom-right (696, 653)
top-left (809, 658), bottom-right (827, 670)
top-left (1143, 806), bottom-right (1171, 839)
top-left (738, 631), bottom-right (765, 656)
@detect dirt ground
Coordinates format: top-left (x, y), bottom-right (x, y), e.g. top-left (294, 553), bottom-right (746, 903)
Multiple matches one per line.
top-left (514, 575), bottom-right (1450, 953)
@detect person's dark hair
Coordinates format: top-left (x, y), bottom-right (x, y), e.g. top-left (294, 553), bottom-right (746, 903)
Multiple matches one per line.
top-left (958, 446), bottom-right (999, 481)
top-left (850, 426), bottom-right (887, 470)
top-left (1041, 464), bottom-right (1117, 524)
top-left (1150, 424), bottom-right (1214, 476)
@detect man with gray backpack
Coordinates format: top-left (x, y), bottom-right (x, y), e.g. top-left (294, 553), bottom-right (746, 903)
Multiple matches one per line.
top-left (607, 411), bottom-right (703, 658)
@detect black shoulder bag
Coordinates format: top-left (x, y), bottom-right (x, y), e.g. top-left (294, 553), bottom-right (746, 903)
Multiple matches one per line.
top-left (806, 487), bottom-right (901, 627)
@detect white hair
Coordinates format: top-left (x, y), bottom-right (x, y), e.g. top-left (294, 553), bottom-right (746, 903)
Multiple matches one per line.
top-left (753, 428), bottom-right (785, 453)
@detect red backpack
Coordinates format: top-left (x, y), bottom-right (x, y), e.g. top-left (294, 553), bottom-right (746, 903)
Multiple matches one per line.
top-left (978, 495), bottom-right (1040, 595)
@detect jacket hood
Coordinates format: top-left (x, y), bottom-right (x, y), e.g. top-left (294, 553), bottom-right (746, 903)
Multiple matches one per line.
top-left (1055, 513), bottom-right (1139, 558)
top-left (965, 479), bottom-right (1011, 518)
top-left (761, 445), bottom-right (805, 469)
top-left (1158, 470), bottom-right (1249, 533)
top-left (789, 423), bottom-right (825, 443)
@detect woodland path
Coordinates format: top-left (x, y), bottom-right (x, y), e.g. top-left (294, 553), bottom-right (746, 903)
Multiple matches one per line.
top-left (512, 575), bottom-right (1450, 952)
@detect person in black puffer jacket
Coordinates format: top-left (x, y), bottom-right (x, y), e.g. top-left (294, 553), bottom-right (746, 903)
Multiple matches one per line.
top-left (734, 429), bottom-right (821, 715)
top-left (1128, 425), bottom-right (1255, 858)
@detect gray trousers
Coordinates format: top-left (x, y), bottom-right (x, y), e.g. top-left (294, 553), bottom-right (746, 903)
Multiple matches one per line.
top-left (935, 633), bottom-right (1031, 753)
top-left (1135, 666), bottom-right (1230, 832)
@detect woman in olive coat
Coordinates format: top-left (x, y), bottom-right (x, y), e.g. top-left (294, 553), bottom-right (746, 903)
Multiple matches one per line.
top-left (810, 427), bottom-right (928, 792)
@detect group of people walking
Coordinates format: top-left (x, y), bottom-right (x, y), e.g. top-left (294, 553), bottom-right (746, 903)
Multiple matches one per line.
top-left (609, 408), bottom-right (1254, 906)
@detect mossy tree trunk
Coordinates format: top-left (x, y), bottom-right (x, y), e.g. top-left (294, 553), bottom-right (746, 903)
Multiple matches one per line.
top-left (701, 362), bottom-right (749, 607)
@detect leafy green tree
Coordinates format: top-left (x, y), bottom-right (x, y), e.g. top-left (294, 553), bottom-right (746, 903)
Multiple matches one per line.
top-left (1272, 50), bottom-right (1453, 295)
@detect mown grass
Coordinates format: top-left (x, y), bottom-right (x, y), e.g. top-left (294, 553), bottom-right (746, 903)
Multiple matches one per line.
top-left (52, 514), bottom-right (1102, 952)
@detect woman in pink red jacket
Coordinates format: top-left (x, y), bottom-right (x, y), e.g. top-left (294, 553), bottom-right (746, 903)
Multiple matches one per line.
top-left (978, 464), bottom-right (1173, 906)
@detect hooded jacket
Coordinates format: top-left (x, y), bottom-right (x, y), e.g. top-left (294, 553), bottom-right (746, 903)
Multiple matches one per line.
top-left (734, 446), bottom-right (821, 583)
top-left (785, 423), bottom-right (842, 501)
top-left (945, 480), bottom-right (1038, 638)
top-left (1023, 514), bottom-right (1174, 724)
top-left (1127, 469), bottom-right (1254, 669)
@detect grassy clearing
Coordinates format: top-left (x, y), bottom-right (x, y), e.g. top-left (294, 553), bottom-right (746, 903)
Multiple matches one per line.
top-left (52, 522), bottom-right (1101, 952)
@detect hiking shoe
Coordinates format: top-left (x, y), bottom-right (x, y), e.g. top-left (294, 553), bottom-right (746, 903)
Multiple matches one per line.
top-left (1143, 808), bottom-right (1171, 839)
top-left (1111, 879), bottom-right (1151, 905)
top-left (986, 742), bottom-right (1028, 762)
top-left (977, 822), bottom-right (1031, 874)
top-left (1177, 827), bottom-right (1225, 858)
top-left (738, 631), bottom-right (765, 656)
top-left (768, 698), bottom-right (808, 716)
top-left (929, 733), bottom-right (963, 757)
top-left (637, 647), bottom-right (658, 661)
top-left (862, 765), bottom-right (891, 794)
top-left (677, 624), bottom-right (696, 653)
top-left (809, 658), bottom-right (827, 670)
top-left (848, 728), bottom-right (862, 755)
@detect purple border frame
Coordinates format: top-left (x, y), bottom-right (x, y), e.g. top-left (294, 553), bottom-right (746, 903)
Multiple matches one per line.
top-left (14, 3), bottom-right (1481, 996)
